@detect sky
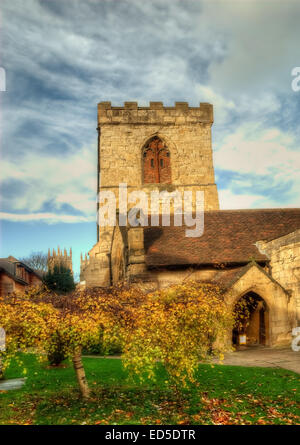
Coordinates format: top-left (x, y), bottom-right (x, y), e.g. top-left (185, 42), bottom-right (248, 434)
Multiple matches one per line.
top-left (0, 0), bottom-right (300, 277)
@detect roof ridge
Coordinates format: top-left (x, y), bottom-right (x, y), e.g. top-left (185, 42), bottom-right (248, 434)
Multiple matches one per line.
top-left (207, 208), bottom-right (300, 213)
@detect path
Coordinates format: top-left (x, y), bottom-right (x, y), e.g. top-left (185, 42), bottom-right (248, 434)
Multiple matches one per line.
top-left (221, 347), bottom-right (300, 374)
top-left (84, 347), bottom-right (300, 374)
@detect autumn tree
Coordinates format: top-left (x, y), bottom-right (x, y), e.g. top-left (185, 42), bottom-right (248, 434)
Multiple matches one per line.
top-left (0, 282), bottom-right (233, 399)
top-left (123, 282), bottom-right (233, 386)
top-left (0, 284), bottom-right (145, 399)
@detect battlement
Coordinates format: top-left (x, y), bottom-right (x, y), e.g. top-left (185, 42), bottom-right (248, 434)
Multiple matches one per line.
top-left (98, 101), bottom-right (213, 125)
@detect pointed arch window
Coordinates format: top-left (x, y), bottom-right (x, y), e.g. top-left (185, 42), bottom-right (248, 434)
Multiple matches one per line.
top-left (143, 137), bottom-right (171, 184)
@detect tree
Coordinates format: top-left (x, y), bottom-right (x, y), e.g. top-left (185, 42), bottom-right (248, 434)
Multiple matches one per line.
top-left (43, 265), bottom-right (75, 294)
top-left (0, 327), bottom-right (5, 379)
top-left (20, 251), bottom-right (48, 272)
top-left (0, 284), bottom-right (145, 399)
top-left (123, 282), bottom-right (234, 387)
top-left (0, 282), bottom-right (233, 399)
top-left (0, 292), bottom-right (99, 398)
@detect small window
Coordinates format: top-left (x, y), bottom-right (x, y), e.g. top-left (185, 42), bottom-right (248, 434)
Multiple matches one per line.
top-left (143, 137), bottom-right (171, 184)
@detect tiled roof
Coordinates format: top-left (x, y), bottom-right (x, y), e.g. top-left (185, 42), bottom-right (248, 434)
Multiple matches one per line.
top-left (0, 259), bottom-right (16, 277)
top-left (0, 260), bottom-right (27, 284)
top-left (0, 257), bottom-right (43, 283)
top-left (144, 209), bottom-right (300, 267)
top-left (209, 266), bottom-right (250, 288)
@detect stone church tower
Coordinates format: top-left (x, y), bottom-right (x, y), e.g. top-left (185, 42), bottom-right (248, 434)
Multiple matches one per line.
top-left (81, 101), bottom-right (219, 286)
top-left (80, 101), bottom-right (300, 347)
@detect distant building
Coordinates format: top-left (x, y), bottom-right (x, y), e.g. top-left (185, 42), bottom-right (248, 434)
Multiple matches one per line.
top-left (47, 247), bottom-right (73, 273)
top-left (0, 256), bottom-right (43, 297)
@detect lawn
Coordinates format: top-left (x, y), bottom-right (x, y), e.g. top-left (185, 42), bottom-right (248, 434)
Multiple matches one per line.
top-left (0, 353), bottom-right (299, 425)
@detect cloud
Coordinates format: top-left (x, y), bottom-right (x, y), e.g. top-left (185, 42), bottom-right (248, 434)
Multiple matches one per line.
top-left (0, 142), bottom-right (97, 219)
top-left (0, 0), bottom-right (299, 223)
top-left (195, 84), bottom-right (236, 124)
top-left (0, 212), bottom-right (95, 224)
top-left (214, 123), bottom-right (300, 176)
top-left (214, 123), bottom-right (300, 208)
top-left (203, 0), bottom-right (300, 95)
top-left (218, 189), bottom-right (266, 210)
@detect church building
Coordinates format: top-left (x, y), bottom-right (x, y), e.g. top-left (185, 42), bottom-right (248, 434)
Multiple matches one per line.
top-left (80, 101), bottom-right (300, 347)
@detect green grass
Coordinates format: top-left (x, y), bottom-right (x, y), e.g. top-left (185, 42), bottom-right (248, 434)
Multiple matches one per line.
top-left (0, 353), bottom-right (299, 425)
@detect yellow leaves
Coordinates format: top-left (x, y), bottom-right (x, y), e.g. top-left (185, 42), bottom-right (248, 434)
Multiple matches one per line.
top-left (123, 281), bottom-right (233, 387)
top-left (0, 284), bottom-right (145, 366)
top-left (1, 281), bottom-right (233, 392)
top-left (192, 414), bottom-right (202, 422)
top-left (257, 418), bottom-right (266, 425)
top-left (178, 419), bottom-right (190, 425)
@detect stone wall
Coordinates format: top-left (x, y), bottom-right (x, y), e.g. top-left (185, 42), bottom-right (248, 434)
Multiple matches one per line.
top-left (80, 227), bottom-right (114, 287)
top-left (140, 268), bottom-right (218, 290)
top-left (111, 225), bottom-right (126, 284)
top-left (256, 229), bottom-right (300, 325)
top-left (226, 265), bottom-right (291, 347)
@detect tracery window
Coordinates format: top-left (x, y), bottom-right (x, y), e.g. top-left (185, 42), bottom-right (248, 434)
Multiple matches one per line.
top-left (143, 137), bottom-right (171, 184)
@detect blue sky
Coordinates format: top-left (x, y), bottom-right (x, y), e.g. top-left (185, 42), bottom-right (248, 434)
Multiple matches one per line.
top-left (0, 0), bottom-right (300, 276)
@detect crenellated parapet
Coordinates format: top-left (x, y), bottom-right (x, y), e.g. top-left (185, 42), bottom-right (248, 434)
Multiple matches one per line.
top-left (98, 101), bottom-right (213, 125)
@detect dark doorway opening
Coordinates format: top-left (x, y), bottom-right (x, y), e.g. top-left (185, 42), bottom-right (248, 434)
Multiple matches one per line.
top-left (232, 292), bottom-right (269, 347)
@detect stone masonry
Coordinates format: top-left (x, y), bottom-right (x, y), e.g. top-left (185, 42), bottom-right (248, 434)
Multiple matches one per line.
top-left (256, 229), bottom-right (300, 324)
top-left (81, 101), bottom-right (219, 286)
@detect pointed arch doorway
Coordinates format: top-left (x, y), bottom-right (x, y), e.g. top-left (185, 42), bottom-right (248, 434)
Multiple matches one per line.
top-left (232, 292), bottom-right (270, 347)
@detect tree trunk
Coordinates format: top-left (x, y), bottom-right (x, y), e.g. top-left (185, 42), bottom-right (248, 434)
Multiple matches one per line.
top-left (0, 356), bottom-right (4, 379)
top-left (72, 346), bottom-right (90, 400)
